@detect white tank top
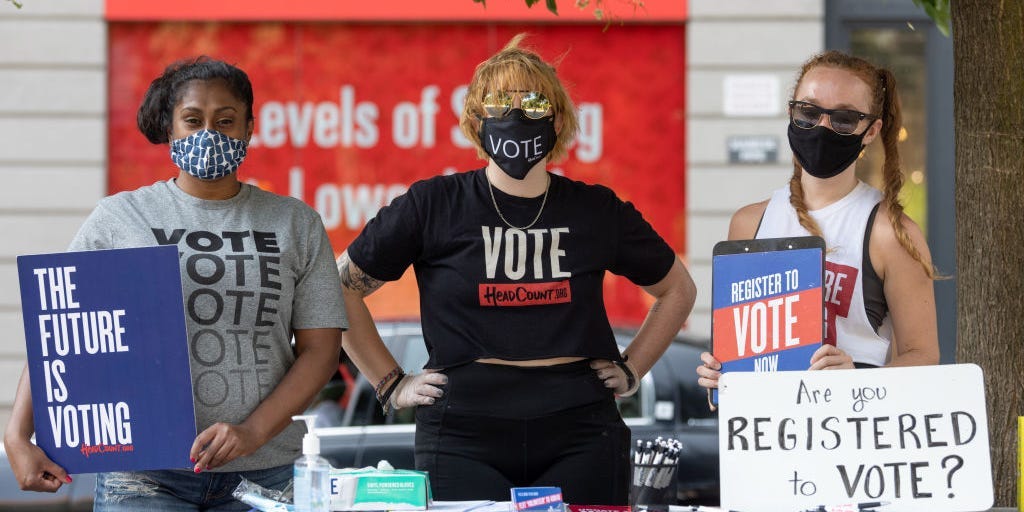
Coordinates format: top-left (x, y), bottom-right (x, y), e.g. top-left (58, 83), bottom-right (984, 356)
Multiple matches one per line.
top-left (756, 181), bottom-right (892, 367)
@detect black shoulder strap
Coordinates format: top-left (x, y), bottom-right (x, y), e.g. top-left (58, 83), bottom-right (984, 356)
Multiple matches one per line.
top-left (753, 205), bottom-right (767, 238)
top-left (863, 202), bottom-right (882, 262)
top-left (862, 202), bottom-right (886, 332)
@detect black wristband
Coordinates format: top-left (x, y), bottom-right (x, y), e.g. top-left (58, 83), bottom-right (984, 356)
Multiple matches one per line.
top-left (379, 372), bottom-right (405, 415)
top-left (379, 372), bottom-right (404, 405)
top-left (613, 359), bottom-right (636, 392)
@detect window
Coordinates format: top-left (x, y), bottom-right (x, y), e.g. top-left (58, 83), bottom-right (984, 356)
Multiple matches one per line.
top-left (851, 28), bottom-right (930, 233)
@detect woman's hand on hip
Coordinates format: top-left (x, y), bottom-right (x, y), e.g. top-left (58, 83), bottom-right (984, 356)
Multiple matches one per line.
top-left (190, 422), bottom-right (263, 472)
top-left (390, 371), bottom-right (447, 410)
top-left (591, 359), bottom-right (640, 397)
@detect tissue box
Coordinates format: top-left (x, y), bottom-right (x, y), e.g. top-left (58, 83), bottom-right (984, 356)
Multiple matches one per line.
top-left (329, 468), bottom-right (430, 511)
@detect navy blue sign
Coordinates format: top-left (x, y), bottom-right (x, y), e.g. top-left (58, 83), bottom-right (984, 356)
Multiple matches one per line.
top-left (17, 246), bottom-right (195, 473)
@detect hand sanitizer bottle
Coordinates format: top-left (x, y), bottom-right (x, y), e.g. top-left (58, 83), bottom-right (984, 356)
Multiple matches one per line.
top-left (292, 414), bottom-right (331, 512)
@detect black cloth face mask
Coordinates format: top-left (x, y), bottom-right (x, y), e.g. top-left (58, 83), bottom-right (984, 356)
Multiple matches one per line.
top-left (478, 109), bottom-right (556, 180)
top-left (787, 122), bottom-right (867, 179)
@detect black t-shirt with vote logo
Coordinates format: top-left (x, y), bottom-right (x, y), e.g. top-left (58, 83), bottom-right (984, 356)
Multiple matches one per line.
top-left (348, 169), bottom-right (676, 369)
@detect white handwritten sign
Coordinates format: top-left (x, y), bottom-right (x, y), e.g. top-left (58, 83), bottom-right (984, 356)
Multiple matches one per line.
top-left (717, 364), bottom-right (993, 511)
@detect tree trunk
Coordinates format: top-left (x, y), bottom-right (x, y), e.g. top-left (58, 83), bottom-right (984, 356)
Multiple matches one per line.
top-left (951, 1), bottom-right (1024, 507)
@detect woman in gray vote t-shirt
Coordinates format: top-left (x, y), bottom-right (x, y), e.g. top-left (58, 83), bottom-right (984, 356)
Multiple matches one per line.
top-left (4, 57), bottom-right (347, 511)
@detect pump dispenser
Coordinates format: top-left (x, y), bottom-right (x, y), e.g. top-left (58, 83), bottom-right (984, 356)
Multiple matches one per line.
top-left (292, 414), bottom-right (331, 512)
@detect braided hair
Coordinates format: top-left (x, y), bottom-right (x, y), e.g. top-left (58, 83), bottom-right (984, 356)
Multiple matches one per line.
top-left (788, 50), bottom-right (935, 279)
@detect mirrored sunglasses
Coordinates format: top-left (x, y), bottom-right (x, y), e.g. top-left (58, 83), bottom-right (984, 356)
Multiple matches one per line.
top-left (483, 90), bottom-right (553, 119)
top-left (788, 100), bottom-right (876, 136)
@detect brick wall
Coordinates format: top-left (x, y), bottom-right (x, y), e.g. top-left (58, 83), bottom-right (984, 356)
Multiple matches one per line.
top-left (0, 0), bottom-right (827, 435)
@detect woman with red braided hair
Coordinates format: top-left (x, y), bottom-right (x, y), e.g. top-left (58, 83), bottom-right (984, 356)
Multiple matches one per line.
top-left (696, 50), bottom-right (939, 390)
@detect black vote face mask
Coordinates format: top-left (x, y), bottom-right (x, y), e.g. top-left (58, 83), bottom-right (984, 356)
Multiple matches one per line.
top-left (787, 122), bottom-right (867, 179)
top-left (478, 109), bottom-right (556, 180)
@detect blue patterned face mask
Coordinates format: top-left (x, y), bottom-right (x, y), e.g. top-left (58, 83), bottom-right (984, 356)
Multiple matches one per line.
top-left (169, 129), bottom-right (248, 181)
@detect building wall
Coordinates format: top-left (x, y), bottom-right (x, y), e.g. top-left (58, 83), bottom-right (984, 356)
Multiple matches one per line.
top-left (0, 0), bottom-right (826, 436)
top-left (683, 0), bottom-right (823, 339)
top-left (0, 0), bottom-right (106, 434)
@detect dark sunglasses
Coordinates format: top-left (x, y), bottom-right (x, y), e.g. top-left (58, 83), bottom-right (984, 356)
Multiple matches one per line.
top-left (788, 100), bottom-right (877, 136)
top-left (483, 90), bottom-right (553, 119)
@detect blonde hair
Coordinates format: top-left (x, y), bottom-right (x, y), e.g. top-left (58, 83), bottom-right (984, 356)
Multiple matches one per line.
top-left (788, 50), bottom-right (936, 279)
top-left (459, 33), bottom-right (579, 163)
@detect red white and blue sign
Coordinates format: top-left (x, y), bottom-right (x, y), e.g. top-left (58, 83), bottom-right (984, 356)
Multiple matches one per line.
top-left (17, 246), bottom-right (196, 474)
top-left (711, 238), bottom-right (824, 404)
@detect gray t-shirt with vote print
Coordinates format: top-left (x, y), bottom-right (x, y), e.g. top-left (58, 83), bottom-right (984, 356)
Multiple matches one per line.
top-left (68, 179), bottom-right (347, 472)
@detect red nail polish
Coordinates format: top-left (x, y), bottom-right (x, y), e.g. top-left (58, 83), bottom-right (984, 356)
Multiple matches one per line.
top-left (194, 467), bottom-right (201, 474)
top-left (190, 457), bottom-right (196, 463)
top-left (65, 476), bottom-right (73, 483)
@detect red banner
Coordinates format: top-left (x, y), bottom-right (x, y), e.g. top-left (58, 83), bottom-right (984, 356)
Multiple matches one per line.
top-left (104, 0), bottom-right (687, 22)
top-left (108, 23), bottom-right (686, 324)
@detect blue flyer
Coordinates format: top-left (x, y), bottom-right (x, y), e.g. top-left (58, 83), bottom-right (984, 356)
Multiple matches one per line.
top-left (511, 487), bottom-right (564, 512)
top-left (17, 245), bottom-right (196, 474)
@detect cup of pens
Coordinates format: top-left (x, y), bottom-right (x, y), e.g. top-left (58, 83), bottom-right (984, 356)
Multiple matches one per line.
top-left (630, 438), bottom-right (680, 512)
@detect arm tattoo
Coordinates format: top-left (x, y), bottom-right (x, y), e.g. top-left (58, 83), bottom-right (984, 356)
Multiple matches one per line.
top-left (337, 252), bottom-right (385, 296)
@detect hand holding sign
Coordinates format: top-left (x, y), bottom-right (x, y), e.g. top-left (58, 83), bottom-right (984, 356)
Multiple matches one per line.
top-left (808, 344), bottom-right (855, 371)
top-left (4, 423), bottom-right (71, 492)
top-left (696, 351), bottom-right (722, 388)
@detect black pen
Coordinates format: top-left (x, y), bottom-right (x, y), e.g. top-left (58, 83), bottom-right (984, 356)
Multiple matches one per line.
top-left (857, 503), bottom-right (890, 510)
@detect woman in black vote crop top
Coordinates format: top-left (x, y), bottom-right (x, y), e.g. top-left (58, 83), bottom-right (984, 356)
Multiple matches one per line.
top-left (335, 33), bottom-right (697, 505)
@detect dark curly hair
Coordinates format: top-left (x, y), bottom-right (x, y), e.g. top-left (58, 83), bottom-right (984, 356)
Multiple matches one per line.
top-left (137, 56), bottom-right (254, 144)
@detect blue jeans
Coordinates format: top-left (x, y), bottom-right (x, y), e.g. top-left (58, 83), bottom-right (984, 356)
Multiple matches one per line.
top-left (94, 464), bottom-right (293, 511)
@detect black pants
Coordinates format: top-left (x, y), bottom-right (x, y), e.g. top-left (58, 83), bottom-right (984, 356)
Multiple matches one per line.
top-left (414, 360), bottom-right (631, 505)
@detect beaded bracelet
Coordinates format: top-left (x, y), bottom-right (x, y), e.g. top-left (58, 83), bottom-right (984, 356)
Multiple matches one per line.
top-left (374, 366), bottom-right (403, 403)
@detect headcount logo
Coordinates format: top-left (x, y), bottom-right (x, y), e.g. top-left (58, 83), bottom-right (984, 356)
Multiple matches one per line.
top-left (478, 226), bottom-right (573, 307)
top-left (480, 281), bottom-right (572, 307)
top-left (31, 266), bottom-right (134, 452)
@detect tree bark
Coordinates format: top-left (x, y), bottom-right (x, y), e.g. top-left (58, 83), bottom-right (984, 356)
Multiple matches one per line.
top-left (951, 0), bottom-right (1024, 506)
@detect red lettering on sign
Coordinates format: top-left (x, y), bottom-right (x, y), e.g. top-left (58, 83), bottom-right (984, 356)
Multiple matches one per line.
top-left (823, 261), bottom-right (858, 346)
top-left (479, 281), bottom-right (571, 307)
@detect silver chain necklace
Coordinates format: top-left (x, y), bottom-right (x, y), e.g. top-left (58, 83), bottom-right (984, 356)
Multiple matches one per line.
top-left (486, 173), bottom-right (550, 230)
